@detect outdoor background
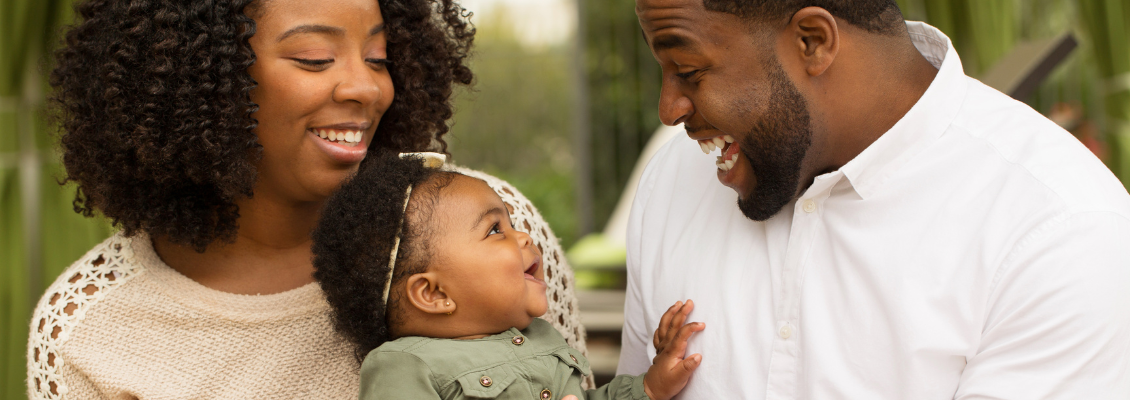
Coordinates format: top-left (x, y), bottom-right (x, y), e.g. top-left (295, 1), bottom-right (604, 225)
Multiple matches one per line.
top-left (3, 0), bottom-right (1129, 397)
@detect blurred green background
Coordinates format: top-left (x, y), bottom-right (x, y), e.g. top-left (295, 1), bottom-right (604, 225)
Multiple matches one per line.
top-left (3, 0), bottom-right (1130, 397)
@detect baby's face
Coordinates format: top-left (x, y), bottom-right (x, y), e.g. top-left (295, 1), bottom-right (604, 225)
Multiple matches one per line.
top-left (426, 175), bottom-right (548, 332)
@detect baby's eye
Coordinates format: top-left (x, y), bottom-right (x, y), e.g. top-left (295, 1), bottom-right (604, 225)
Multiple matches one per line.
top-left (488, 223), bottom-right (503, 236)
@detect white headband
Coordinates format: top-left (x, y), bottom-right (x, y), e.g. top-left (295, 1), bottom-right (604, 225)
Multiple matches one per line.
top-left (381, 152), bottom-right (447, 306)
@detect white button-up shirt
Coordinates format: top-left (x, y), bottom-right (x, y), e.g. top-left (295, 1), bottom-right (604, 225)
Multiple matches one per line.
top-left (619, 22), bottom-right (1130, 399)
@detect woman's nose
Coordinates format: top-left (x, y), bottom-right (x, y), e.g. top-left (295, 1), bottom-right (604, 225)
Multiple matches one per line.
top-left (658, 76), bottom-right (693, 126)
top-left (331, 59), bottom-right (385, 106)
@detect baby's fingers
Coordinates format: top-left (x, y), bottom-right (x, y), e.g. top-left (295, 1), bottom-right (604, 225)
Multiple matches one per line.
top-left (663, 321), bottom-right (706, 358)
top-left (680, 354), bottom-right (703, 375)
top-left (669, 300), bottom-right (693, 339)
top-left (654, 301), bottom-right (682, 351)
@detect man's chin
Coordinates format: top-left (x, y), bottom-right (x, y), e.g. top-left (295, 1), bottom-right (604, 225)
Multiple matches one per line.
top-left (736, 179), bottom-right (798, 221)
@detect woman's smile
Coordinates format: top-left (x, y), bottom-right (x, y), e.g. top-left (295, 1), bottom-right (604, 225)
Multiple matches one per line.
top-left (307, 121), bottom-right (373, 164)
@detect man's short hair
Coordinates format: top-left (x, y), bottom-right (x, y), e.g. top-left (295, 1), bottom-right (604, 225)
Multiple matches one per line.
top-left (703, 0), bottom-right (905, 36)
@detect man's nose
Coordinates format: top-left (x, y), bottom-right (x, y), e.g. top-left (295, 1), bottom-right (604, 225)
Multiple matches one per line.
top-left (331, 59), bottom-right (384, 106)
top-left (658, 77), bottom-right (693, 126)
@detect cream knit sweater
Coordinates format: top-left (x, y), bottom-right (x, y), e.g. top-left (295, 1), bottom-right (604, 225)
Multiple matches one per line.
top-left (27, 169), bottom-right (588, 399)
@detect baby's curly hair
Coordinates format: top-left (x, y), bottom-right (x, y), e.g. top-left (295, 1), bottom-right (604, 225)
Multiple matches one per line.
top-left (312, 151), bottom-right (461, 360)
top-left (51, 0), bottom-right (475, 251)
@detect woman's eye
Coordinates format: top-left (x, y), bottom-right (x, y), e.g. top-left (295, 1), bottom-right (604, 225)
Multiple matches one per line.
top-left (370, 57), bottom-right (393, 70)
top-left (292, 58), bottom-right (333, 69)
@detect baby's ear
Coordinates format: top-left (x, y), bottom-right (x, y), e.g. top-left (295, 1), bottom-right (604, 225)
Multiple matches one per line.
top-left (404, 273), bottom-right (456, 315)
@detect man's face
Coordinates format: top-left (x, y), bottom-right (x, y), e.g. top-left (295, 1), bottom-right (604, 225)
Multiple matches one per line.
top-left (637, 0), bottom-right (813, 221)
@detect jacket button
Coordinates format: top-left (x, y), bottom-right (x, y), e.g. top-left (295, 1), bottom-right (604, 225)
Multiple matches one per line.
top-left (512, 336), bottom-right (525, 345)
top-left (480, 376), bottom-right (492, 387)
top-left (541, 389), bottom-right (552, 399)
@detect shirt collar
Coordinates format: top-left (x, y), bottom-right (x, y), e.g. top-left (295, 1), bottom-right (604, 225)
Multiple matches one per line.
top-left (837, 21), bottom-right (968, 200)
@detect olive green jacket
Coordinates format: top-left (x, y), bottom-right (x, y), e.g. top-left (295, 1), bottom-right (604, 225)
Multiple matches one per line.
top-left (360, 319), bottom-right (649, 399)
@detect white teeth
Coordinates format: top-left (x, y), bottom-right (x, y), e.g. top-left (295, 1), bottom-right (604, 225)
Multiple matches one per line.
top-left (723, 135), bottom-right (734, 143)
top-left (715, 152), bottom-right (739, 172)
top-left (706, 141), bottom-right (717, 152)
top-left (314, 129), bottom-right (364, 144)
top-left (712, 137), bottom-right (725, 148)
top-left (699, 141), bottom-right (709, 154)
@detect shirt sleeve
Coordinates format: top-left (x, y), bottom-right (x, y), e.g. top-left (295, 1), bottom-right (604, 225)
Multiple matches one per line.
top-left (584, 373), bottom-right (650, 400)
top-left (359, 351), bottom-right (442, 400)
top-left (955, 212), bottom-right (1130, 399)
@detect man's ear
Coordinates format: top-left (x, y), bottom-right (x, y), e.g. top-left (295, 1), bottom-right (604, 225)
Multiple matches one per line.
top-left (404, 272), bottom-right (456, 315)
top-left (788, 7), bottom-right (839, 77)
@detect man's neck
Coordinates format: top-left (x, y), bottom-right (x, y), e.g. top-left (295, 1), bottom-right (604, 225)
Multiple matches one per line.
top-left (807, 32), bottom-right (939, 182)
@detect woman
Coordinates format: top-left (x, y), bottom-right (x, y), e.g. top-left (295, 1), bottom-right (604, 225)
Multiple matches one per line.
top-left (27, 0), bottom-right (586, 398)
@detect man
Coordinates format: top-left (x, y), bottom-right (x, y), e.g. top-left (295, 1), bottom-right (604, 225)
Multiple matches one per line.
top-left (617, 0), bottom-right (1130, 398)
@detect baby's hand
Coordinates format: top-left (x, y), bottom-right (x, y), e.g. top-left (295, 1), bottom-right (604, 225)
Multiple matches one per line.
top-left (643, 300), bottom-right (704, 400)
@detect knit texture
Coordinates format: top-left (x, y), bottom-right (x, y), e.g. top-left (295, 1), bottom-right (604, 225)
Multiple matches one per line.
top-left (27, 168), bottom-right (589, 399)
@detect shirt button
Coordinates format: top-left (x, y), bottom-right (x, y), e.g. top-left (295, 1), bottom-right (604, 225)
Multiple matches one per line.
top-left (802, 199), bottom-right (816, 213)
top-left (541, 389), bottom-right (552, 399)
top-left (779, 325), bottom-right (793, 339)
top-left (512, 336), bottom-right (525, 345)
top-left (480, 376), bottom-right (493, 387)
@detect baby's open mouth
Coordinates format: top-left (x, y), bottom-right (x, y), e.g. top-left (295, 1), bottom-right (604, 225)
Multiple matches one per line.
top-left (524, 261), bottom-right (541, 281)
top-left (311, 128), bottom-right (364, 147)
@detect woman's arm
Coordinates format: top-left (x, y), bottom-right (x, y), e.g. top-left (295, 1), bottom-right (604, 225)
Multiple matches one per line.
top-left (28, 236), bottom-right (135, 400)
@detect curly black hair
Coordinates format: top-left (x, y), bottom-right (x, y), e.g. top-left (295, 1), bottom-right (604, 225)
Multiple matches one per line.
top-left (51, 0), bottom-right (475, 251)
top-left (312, 151), bottom-right (460, 360)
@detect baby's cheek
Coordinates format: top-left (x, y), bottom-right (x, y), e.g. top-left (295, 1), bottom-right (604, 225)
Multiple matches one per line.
top-left (530, 289), bottom-right (549, 317)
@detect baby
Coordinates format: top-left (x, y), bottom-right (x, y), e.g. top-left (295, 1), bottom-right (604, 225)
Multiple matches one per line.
top-left (312, 151), bottom-right (704, 400)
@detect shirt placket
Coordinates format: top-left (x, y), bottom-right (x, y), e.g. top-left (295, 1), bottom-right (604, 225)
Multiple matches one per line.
top-left (765, 174), bottom-right (839, 400)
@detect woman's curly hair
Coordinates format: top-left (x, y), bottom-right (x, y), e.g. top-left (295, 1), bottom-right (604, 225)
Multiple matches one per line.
top-left (312, 151), bottom-right (460, 360)
top-left (51, 0), bottom-right (475, 251)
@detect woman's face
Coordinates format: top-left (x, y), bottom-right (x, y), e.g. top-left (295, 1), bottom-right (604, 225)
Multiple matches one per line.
top-left (247, 0), bottom-right (394, 203)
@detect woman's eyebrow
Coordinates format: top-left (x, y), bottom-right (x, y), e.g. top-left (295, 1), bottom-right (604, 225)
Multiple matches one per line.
top-left (276, 24), bottom-right (344, 42)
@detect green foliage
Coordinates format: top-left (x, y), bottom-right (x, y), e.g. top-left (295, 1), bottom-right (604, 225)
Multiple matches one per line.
top-left (897, 0), bottom-right (1130, 188)
top-left (446, 7), bottom-right (581, 246)
top-left (1078, 0), bottom-right (1130, 188)
top-left (580, 0), bottom-right (661, 230)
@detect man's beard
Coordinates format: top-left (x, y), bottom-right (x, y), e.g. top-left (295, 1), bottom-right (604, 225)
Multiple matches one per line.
top-left (736, 59), bottom-right (813, 221)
